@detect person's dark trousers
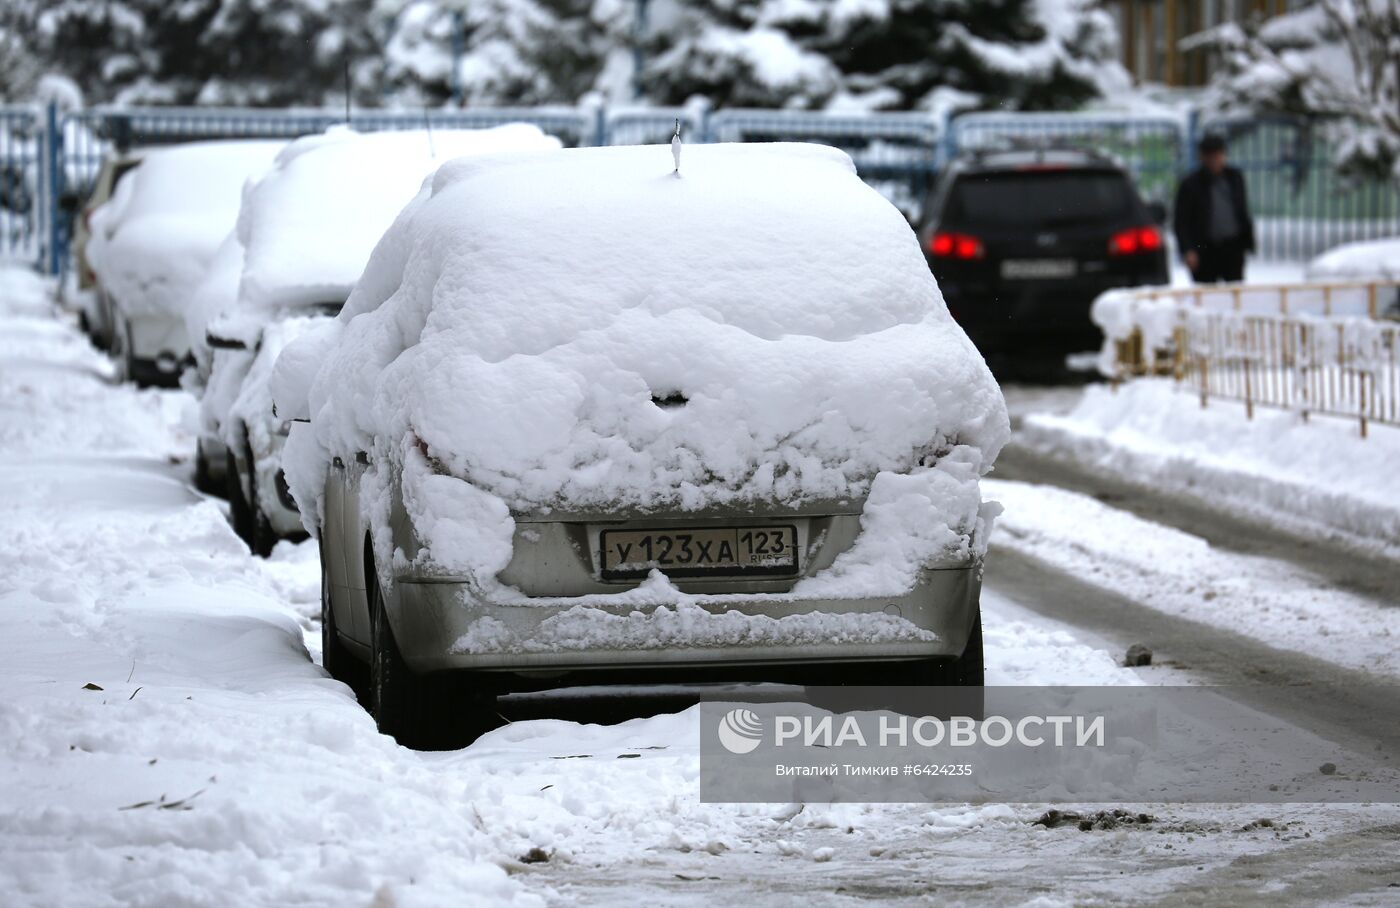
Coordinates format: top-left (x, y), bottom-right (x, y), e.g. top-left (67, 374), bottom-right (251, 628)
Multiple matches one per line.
top-left (1192, 240), bottom-right (1246, 283)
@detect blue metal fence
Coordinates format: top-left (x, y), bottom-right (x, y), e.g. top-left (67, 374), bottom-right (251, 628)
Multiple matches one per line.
top-left (12, 101), bottom-right (1400, 274)
top-left (1201, 114), bottom-right (1400, 260)
top-left (0, 106), bottom-right (48, 268)
top-left (947, 112), bottom-right (1188, 206)
top-left (708, 109), bottom-right (941, 218)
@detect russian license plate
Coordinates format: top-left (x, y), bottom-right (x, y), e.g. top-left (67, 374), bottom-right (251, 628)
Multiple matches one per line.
top-left (599, 526), bottom-right (799, 580)
top-left (1000, 258), bottom-right (1077, 279)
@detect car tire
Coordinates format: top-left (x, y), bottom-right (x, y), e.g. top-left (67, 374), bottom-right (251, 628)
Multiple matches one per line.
top-left (320, 539), bottom-right (367, 701)
top-left (898, 611), bottom-right (984, 688)
top-left (246, 462), bottom-right (278, 559)
top-left (805, 607), bottom-right (984, 716)
top-left (226, 458), bottom-right (255, 544)
top-left (193, 440), bottom-right (221, 496)
top-left (109, 318), bottom-right (131, 384)
top-left (368, 572), bottom-right (499, 750)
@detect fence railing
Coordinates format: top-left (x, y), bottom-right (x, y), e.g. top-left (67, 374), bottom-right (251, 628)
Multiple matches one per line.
top-left (5, 102), bottom-right (1400, 275)
top-left (1099, 280), bottom-right (1400, 437)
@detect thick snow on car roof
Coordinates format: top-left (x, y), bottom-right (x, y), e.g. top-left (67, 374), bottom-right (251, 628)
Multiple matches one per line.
top-left (344, 141), bottom-right (940, 345)
top-left (281, 142), bottom-right (1006, 591)
top-left (86, 140), bottom-right (283, 318)
top-left (228, 125), bottom-right (562, 332)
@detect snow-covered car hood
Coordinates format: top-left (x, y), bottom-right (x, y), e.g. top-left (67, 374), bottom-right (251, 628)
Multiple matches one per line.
top-left (277, 142), bottom-right (1007, 589)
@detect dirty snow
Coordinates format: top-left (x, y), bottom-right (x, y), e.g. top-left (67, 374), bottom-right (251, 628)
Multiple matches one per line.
top-left (987, 477), bottom-right (1400, 678)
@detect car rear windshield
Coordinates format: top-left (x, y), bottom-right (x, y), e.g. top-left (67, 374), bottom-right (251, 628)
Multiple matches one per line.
top-left (945, 170), bottom-right (1134, 228)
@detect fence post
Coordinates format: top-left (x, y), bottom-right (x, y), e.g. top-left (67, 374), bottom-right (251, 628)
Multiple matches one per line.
top-left (939, 110), bottom-right (958, 168)
top-left (45, 101), bottom-right (65, 276)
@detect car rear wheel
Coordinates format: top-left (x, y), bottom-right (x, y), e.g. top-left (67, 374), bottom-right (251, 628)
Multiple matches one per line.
top-left (805, 606), bottom-right (984, 716)
top-left (193, 440), bottom-right (220, 496)
top-left (227, 461), bottom-right (254, 543)
top-left (319, 539), bottom-right (366, 701)
top-left (109, 318), bottom-right (131, 384)
top-left (245, 461), bottom-right (277, 558)
top-left (368, 573), bottom-right (500, 750)
top-left (894, 610), bottom-right (984, 687)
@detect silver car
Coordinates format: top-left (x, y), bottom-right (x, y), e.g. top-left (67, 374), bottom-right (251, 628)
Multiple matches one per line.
top-left (292, 143), bottom-right (1005, 750)
top-left (317, 463), bottom-right (985, 748)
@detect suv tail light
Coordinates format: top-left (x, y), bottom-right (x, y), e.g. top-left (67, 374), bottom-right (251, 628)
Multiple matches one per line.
top-left (929, 232), bottom-right (985, 260)
top-left (1109, 226), bottom-right (1163, 256)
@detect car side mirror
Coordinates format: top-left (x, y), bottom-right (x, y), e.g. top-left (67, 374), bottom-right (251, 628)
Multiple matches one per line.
top-left (206, 330), bottom-right (248, 351)
top-left (1146, 201), bottom-right (1167, 225)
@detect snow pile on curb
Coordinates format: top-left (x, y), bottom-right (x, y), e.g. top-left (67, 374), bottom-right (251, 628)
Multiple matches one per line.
top-left (278, 142), bottom-right (1006, 597)
top-left (1019, 380), bottom-right (1400, 551)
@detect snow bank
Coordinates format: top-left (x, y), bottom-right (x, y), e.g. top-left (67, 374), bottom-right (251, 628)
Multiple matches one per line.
top-left (279, 142), bottom-right (1005, 595)
top-left (85, 141), bottom-right (283, 319)
top-left (989, 476), bottom-right (1400, 678)
top-left (1019, 379), bottom-right (1400, 553)
top-left (209, 125), bottom-right (562, 346)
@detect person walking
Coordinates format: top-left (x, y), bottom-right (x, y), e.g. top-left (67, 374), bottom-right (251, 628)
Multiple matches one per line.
top-left (1173, 134), bottom-right (1255, 283)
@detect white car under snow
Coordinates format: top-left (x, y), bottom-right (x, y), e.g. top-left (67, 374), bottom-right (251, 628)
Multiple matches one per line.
top-left (275, 141), bottom-right (1008, 748)
top-left (196, 125), bottom-right (563, 553)
top-left (85, 140), bottom-right (283, 387)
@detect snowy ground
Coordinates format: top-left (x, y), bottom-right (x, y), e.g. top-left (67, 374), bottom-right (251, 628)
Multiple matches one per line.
top-left (1019, 381), bottom-right (1400, 556)
top-left (3, 267), bottom-right (1399, 905)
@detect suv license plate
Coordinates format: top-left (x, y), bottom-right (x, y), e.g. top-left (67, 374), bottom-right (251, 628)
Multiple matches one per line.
top-left (1001, 258), bottom-right (1077, 279)
top-left (600, 526), bottom-right (798, 580)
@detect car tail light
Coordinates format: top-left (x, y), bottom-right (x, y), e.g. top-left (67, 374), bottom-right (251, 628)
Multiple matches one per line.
top-left (1109, 226), bottom-right (1163, 256)
top-left (929, 231), bottom-right (984, 260)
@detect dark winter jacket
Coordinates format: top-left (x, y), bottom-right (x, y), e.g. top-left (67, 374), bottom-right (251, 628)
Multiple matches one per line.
top-left (1173, 166), bottom-right (1255, 255)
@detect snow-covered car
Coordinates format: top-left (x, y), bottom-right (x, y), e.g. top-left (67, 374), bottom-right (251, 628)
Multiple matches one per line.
top-left (1305, 237), bottom-right (1400, 319)
top-left (84, 140), bottom-right (282, 386)
top-left (276, 142), bottom-right (1008, 748)
top-left (1306, 237), bottom-right (1400, 280)
top-left (207, 125), bottom-right (563, 554)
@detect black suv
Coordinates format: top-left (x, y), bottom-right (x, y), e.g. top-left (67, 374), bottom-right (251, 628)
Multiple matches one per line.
top-left (918, 149), bottom-right (1169, 360)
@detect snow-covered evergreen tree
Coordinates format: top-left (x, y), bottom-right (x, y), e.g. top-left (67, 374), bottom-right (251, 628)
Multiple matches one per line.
top-left (1, 0), bottom-right (381, 107)
top-left (639, 0), bottom-right (1126, 113)
top-left (379, 0), bottom-right (614, 106)
top-left (1198, 0), bottom-right (1400, 179)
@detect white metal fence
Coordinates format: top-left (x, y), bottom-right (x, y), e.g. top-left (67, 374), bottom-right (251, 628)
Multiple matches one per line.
top-left (1098, 281), bottom-right (1400, 437)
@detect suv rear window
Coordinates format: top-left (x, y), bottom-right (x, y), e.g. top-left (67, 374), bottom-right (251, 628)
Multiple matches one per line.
top-left (945, 171), bottom-right (1134, 228)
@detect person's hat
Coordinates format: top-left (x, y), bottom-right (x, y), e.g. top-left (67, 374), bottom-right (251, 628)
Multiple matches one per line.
top-left (1198, 134), bottom-right (1227, 154)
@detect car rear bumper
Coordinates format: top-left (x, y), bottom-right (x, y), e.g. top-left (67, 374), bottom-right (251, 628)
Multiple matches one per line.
top-left (390, 564), bottom-right (981, 674)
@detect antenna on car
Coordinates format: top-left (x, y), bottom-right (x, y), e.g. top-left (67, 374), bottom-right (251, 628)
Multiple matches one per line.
top-left (422, 108), bottom-right (436, 158)
top-left (671, 118), bottom-right (682, 177)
